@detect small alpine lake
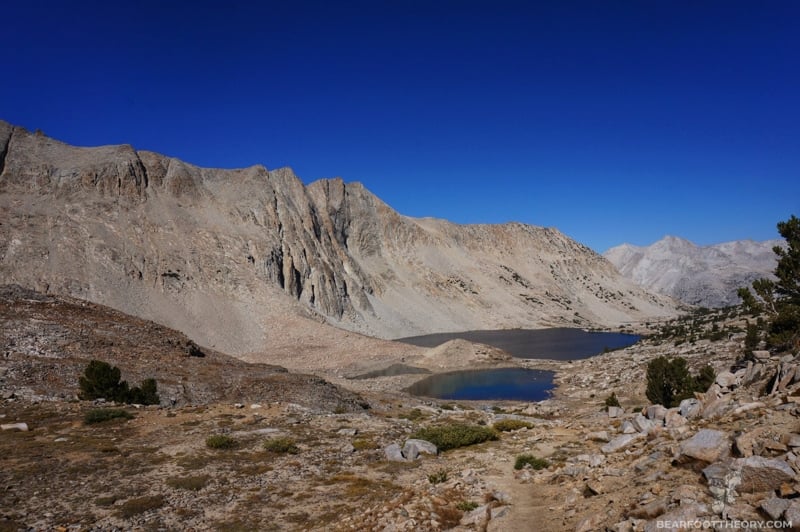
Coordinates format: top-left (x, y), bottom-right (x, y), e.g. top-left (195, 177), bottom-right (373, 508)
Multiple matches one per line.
top-left (397, 328), bottom-right (639, 401)
top-left (405, 367), bottom-right (554, 401)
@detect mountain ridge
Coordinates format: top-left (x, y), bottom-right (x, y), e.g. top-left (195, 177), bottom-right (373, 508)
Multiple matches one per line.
top-left (0, 121), bottom-right (678, 357)
top-left (604, 235), bottom-right (784, 308)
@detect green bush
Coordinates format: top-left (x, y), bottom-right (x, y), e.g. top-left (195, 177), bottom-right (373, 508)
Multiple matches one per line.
top-left (694, 365), bottom-right (716, 392)
top-left (428, 469), bottom-right (448, 484)
top-left (206, 435), bottom-right (237, 449)
top-left (412, 423), bottom-right (497, 451)
top-left (514, 454), bottom-right (550, 470)
top-left (78, 360), bottom-right (160, 405)
top-left (263, 437), bottom-right (299, 454)
top-left (645, 356), bottom-right (713, 408)
top-left (604, 392), bottom-right (621, 409)
top-left (128, 378), bottom-right (160, 406)
top-left (457, 501), bottom-right (479, 511)
top-left (79, 360), bottom-right (130, 403)
top-left (492, 419), bottom-right (534, 432)
top-left (84, 408), bottom-right (134, 424)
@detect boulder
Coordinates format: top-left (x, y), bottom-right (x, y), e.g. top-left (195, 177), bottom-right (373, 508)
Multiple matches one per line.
top-left (384, 443), bottom-right (405, 462)
top-left (785, 434), bottom-right (800, 448)
top-left (608, 406), bottom-right (624, 418)
top-left (702, 462), bottom-right (741, 514)
top-left (629, 498), bottom-right (669, 519)
top-left (646, 405), bottom-right (667, 421)
top-left (761, 497), bottom-right (791, 520)
top-left (587, 431), bottom-right (610, 442)
top-left (602, 433), bottom-right (644, 454)
top-left (632, 414), bottom-right (656, 433)
top-left (403, 439), bottom-right (438, 457)
top-left (752, 350), bottom-right (771, 360)
top-left (743, 363), bottom-right (765, 385)
top-left (664, 410), bottom-right (686, 429)
top-left (734, 427), bottom-right (770, 457)
top-left (737, 456), bottom-right (795, 493)
top-left (643, 502), bottom-right (708, 532)
top-left (0, 422), bottom-right (28, 431)
top-left (784, 500), bottom-right (800, 529)
top-left (679, 398), bottom-right (701, 419)
top-left (715, 371), bottom-right (738, 389)
top-left (621, 421), bottom-right (638, 434)
top-left (403, 442), bottom-right (420, 461)
top-left (679, 429), bottom-right (730, 464)
top-left (701, 395), bottom-right (732, 419)
top-left (732, 402), bottom-right (765, 416)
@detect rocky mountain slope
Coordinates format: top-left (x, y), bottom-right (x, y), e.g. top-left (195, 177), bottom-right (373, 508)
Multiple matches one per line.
top-left (0, 121), bottom-right (677, 356)
top-left (604, 236), bottom-right (783, 308)
top-left (0, 285), bottom-right (368, 412)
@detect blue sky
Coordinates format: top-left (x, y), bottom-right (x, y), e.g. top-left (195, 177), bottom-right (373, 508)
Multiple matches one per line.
top-left (2, 1), bottom-right (798, 252)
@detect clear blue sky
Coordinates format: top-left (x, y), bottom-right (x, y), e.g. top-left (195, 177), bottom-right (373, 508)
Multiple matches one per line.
top-left (2, 1), bottom-right (798, 252)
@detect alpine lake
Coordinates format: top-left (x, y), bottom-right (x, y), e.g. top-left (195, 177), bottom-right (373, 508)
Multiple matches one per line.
top-left (395, 328), bottom-right (639, 402)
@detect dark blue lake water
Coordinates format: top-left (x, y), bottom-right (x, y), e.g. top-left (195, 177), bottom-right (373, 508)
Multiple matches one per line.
top-left (405, 368), bottom-right (554, 401)
top-left (397, 328), bottom-right (639, 360)
top-left (398, 328), bottom-right (639, 401)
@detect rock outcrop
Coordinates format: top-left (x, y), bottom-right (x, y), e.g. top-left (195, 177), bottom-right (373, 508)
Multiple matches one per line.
top-left (604, 236), bottom-right (784, 308)
top-left (0, 121), bottom-right (677, 355)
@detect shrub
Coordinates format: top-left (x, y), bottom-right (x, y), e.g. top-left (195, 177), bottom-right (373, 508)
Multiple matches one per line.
top-left (84, 408), bottom-right (134, 424)
top-left (428, 469), bottom-right (448, 484)
top-left (128, 378), bottom-right (160, 406)
top-left (206, 435), bottom-right (237, 449)
top-left (492, 419), bottom-right (534, 432)
top-left (352, 438), bottom-right (379, 451)
top-left (645, 356), bottom-right (711, 408)
top-left (78, 360), bottom-right (160, 405)
top-left (604, 392), bottom-right (621, 409)
top-left (457, 501), bottom-right (479, 512)
top-left (399, 408), bottom-right (427, 422)
top-left (514, 454), bottom-right (550, 470)
top-left (263, 437), bottom-right (299, 454)
top-left (79, 360), bottom-right (130, 402)
top-left (694, 365), bottom-right (716, 392)
top-left (412, 423), bottom-right (497, 451)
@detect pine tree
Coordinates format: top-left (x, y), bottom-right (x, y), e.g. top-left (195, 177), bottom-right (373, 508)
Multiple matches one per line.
top-left (738, 215), bottom-right (800, 350)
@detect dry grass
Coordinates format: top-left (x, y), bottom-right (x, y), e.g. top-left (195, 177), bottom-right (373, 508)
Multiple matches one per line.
top-left (166, 474), bottom-right (209, 491)
top-left (206, 434), bottom-right (237, 449)
top-left (117, 495), bottom-right (165, 518)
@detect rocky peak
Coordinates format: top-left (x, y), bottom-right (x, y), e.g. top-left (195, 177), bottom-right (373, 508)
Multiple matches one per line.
top-left (605, 236), bottom-right (784, 308)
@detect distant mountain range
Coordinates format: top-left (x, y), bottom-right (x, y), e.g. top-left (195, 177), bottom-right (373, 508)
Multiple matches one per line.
top-left (0, 120), bottom-right (678, 357)
top-left (604, 236), bottom-right (784, 308)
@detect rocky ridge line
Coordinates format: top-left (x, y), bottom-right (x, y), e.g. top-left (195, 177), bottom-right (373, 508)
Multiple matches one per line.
top-left (605, 236), bottom-right (784, 308)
